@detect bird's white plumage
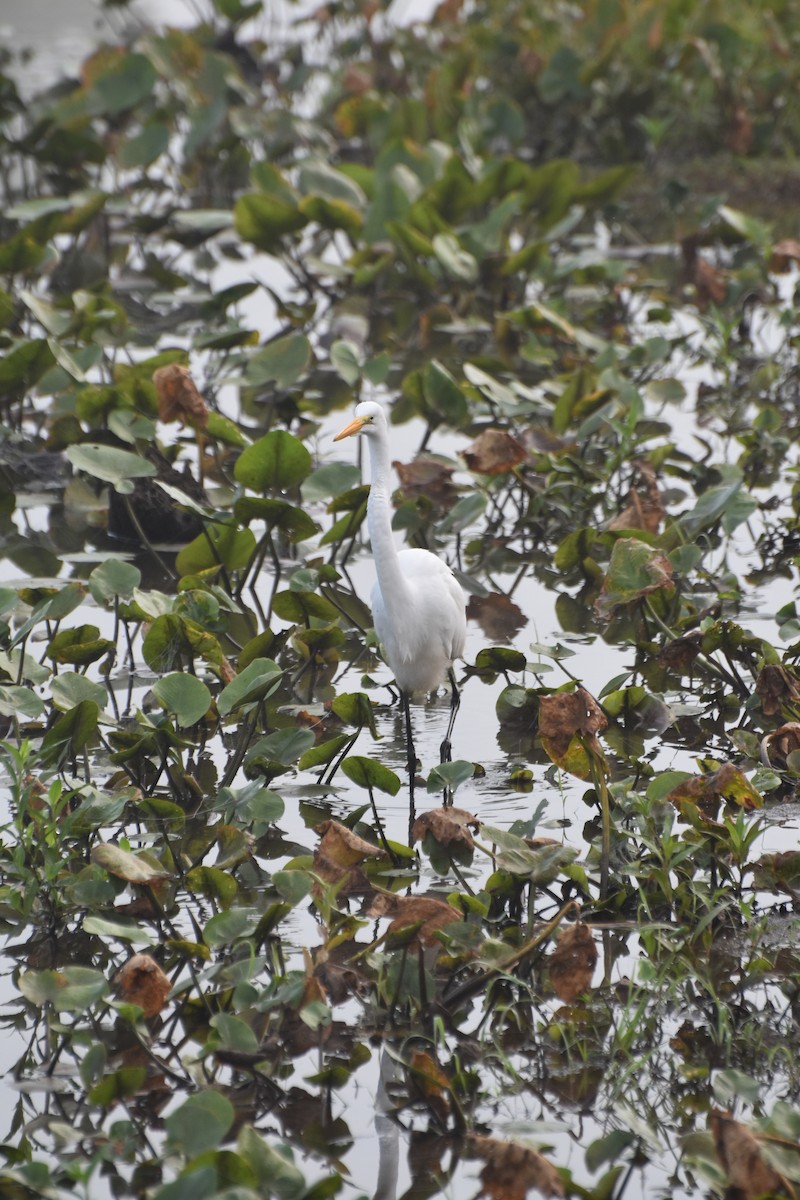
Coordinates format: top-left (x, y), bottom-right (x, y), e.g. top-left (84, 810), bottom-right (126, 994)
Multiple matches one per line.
top-left (334, 401), bottom-right (467, 698)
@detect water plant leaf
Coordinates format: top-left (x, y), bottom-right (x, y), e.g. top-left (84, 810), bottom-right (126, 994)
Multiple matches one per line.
top-left (595, 538), bottom-right (674, 617)
top-left (88, 559), bottom-right (141, 603)
top-left (425, 760), bottom-right (475, 793)
top-left (234, 191), bottom-right (308, 251)
top-left (481, 825), bottom-right (578, 882)
top-left (175, 522), bottom-right (256, 575)
top-left (244, 333), bottom-right (312, 389)
top-left (49, 672), bottom-right (107, 712)
top-left (236, 1125), bottom-right (308, 1195)
top-left (152, 672), bottom-right (212, 726)
top-left (19, 966), bottom-right (109, 1011)
top-left (46, 625), bottom-right (114, 666)
top-left (166, 1092), bottom-right (235, 1158)
top-left (66, 443), bottom-right (157, 490)
top-left (90, 843), bottom-right (172, 884)
top-left (217, 658), bottom-right (283, 715)
top-left (234, 428), bottom-right (312, 492)
top-left (0, 684), bottom-right (44, 721)
top-left (341, 756), bottom-right (401, 795)
top-left (40, 700), bottom-right (100, 763)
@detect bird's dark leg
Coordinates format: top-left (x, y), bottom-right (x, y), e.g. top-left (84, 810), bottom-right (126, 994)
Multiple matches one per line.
top-left (439, 668), bottom-right (461, 766)
top-left (402, 691), bottom-right (417, 808)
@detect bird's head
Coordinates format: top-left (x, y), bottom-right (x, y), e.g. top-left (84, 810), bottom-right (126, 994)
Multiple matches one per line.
top-left (333, 401), bottom-right (385, 442)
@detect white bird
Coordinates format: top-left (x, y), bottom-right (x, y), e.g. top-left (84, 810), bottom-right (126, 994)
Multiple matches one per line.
top-left (334, 401), bottom-right (467, 794)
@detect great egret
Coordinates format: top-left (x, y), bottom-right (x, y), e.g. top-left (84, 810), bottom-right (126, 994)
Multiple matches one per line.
top-left (335, 401), bottom-right (467, 797)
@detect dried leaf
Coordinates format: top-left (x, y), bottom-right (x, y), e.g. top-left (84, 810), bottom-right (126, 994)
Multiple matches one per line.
top-left (394, 456), bottom-right (460, 509)
top-left (312, 819), bottom-right (387, 894)
top-left (608, 461), bottom-right (663, 534)
top-left (547, 923), bottom-right (597, 1003)
top-left (755, 664), bottom-right (800, 718)
top-left (368, 892), bottom-right (460, 947)
top-left (657, 631), bottom-right (703, 672)
top-left (710, 1109), bottom-right (787, 1200)
top-left (538, 687), bottom-right (608, 780)
top-left (408, 1049), bottom-right (450, 1121)
top-left (411, 806), bottom-right (478, 853)
top-left (115, 954), bottom-right (171, 1018)
top-left (752, 851), bottom-right (800, 897)
top-left (462, 429), bottom-right (528, 476)
top-left (153, 364), bottom-right (209, 429)
top-left (771, 238), bottom-right (800, 273)
top-left (683, 242), bottom-right (727, 309)
top-left (316, 819), bottom-right (388, 868)
top-left (727, 105), bottom-right (753, 155)
top-left (218, 657), bottom-right (237, 686)
top-left (467, 592), bottom-right (528, 640)
top-left (467, 1133), bottom-right (564, 1199)
top-left (760, 722), bottom-right (800, 770)
top-left (667, 761), bottom-right (762, 820)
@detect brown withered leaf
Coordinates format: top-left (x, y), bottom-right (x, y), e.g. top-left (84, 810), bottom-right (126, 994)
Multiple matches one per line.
top-left (115, 954), bottom-right (171, 1018)
top-left (711, 1109), bottom-right (787, 1200)
top-left (667, 762), bottom-right (762, 821)
top-left (693, 254), bottom-right (727, 308)
top-left (368, 892), bottom-right (461, 948)
top-left (771, 238), bottom-right (800, 273)
top-left (313, 957), bottom-right (366, 1005)
top-left (727, 105), bottom-right (753, 155)
top-left (312, 819), bottom-right (386, 894)
top-left (657, 631), bottom-right (703, 673)
top-left (411, 806), bottom-right (478, 853)
top-left (760, 721), bottom-right (800, 769)
top-left (153, 364), bottom-right (209, 429)
top-left (755, 664), bottom-right (800, 718)
top-left (316, 819), bottom-right (388, 868)
top-left (752, 850), bottom-right (800, 898)
top-left (467, 1134), bottom-right (564, 1199)
top-left (537, 686), bottom-right (606, 758)
top-left (467, 592), bottom-right (528, 641)
top-left (394, 456), bottom-right (459, 509)
top-left (462, 429), bottom-right (528, 476)
top-left (218, 657), bottom-right (237, 686)
top-left (408, 1049), bottom-right (450, 1122)
top-left (547, 923), bottom-right (598, 1003)
top-left (608, 460), bottom-right (664, 534)
top-left (275, 950), bottom-right (333, 1057)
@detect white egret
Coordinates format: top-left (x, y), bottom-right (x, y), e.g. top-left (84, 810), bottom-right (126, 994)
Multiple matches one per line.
top-left (335, 401), bottom-right (467, 795)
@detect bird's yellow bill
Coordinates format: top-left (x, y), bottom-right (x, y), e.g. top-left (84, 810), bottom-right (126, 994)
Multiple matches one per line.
top-left (334, 415), bottom-right (367, 441)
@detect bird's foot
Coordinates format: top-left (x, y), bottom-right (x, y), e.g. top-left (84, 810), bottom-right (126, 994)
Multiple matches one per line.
top-left (439, 737), bottom-right (452, 764)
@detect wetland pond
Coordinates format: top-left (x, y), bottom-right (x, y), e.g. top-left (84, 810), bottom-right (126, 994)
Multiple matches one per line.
top-left (2, 3), bottom-right (800, 1199)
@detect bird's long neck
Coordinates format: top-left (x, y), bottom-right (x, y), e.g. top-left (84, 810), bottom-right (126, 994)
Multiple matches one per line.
top-left (366, 432), bottom-right (412, 609)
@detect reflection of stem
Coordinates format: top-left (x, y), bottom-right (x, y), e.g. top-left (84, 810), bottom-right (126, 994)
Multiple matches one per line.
top-left (122, 494), bottom-right (176, 580)
top-left (586, 740), bottom-right (611, 901)
top-left (443, 898), bottom-right (582, 1008)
